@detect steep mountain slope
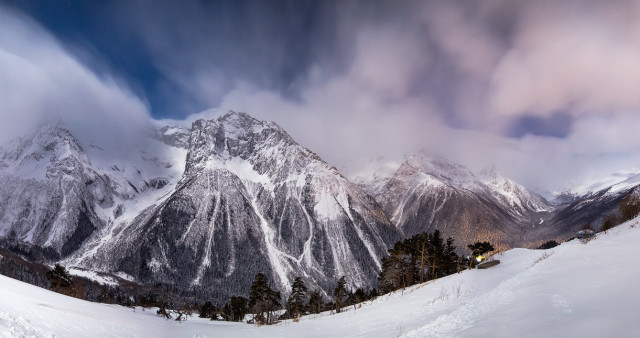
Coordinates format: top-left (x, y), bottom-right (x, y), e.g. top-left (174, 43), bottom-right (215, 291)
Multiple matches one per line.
top-left (479, 168), bottom-right (550, 215)
top-left (374, 154), bottom-right (640, 248)
top-left (546, 184), bottom-right (640, 238)
top-left (57, 112), bottom-right (400, 299)
top-left (375, 155), bottom-right (554, 248)
top-left (0, 124), bottom-right (105, 259)
top-left (0, 122), bottom-right (188, 262)
top-left (2, 111), bottom-right (636, 302)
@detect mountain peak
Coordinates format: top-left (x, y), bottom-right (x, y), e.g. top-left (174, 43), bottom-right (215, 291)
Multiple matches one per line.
top-left (401, 154), bottom-right (482, 191)
top-left (218, 110), bottom-right (256, 123)
top-left (0, 122), bottom-right (85, 175)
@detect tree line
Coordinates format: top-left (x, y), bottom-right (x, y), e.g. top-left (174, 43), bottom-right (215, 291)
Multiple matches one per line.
top-left (33, 229), bottom-right (496, 325)
top-left (193, 230), bottom-right (494, 325)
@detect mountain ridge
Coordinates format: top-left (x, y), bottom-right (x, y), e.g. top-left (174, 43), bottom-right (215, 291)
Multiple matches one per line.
top-left (1, 111), bottom-right (638, 301)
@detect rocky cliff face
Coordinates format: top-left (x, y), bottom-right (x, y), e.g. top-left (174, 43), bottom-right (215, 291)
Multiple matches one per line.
top-left (0, 112), bottom-right (400, 300)
top-left (0, 123), bottom-right (187, 261)
top-left (372, 155), bottom-right (548, 248)
top-left (78, 112), bottom-right (399, 297)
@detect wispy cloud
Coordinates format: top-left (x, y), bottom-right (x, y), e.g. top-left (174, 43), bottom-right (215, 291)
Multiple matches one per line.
top-left (2, 1), bottom-right (640, 192)
top-left (0, 4), bottom-right (151, 151)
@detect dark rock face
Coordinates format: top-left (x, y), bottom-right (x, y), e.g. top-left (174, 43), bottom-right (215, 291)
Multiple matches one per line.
top-left (115, 112), bottom-right (400, 297)
top-left (0, 112), bottom-right (400, 301)
top-left (546, 186), bottom-right (639, 237)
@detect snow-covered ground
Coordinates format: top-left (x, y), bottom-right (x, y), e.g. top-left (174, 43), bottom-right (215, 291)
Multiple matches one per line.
top-left (2, 217), bottom-right (640, 337)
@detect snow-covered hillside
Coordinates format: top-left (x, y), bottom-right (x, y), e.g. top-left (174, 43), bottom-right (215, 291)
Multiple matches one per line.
top-left (3, 217), bottom-right (639, 337)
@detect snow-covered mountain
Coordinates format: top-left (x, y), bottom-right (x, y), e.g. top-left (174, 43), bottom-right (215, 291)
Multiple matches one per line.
top-left (370, 154), bottom-right (640, 248)
top-left (478, 168), bottom-right (551, 214)
top-left (0, 123), bottom-right (186, 260)
top-left (372, 155), bottom-right (553, 248)
top-left (1, 111), bottom-right (638, 301)
top-left (0, 112), bottom-right (400, 301)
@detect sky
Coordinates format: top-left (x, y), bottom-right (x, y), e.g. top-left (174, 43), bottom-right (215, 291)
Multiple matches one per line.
top-left (1, 0), bottom-right (640, 194)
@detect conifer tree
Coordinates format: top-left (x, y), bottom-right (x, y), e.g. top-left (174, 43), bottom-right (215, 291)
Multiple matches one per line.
top-left (224, 296), bottom-right (248, 322)
top-left (248, 273), bottom-right (280, 325)
top-left (265, 288), bottom-right (281, 324)
top-left (46, 264), bottom-right (72, 290)
top-left (307, 289), bottom-right (324, 314)
top-left (443, 237), bottom-right (460, 274)
top-left (287, 277), bottom-right (307, 319)
top-left (427, 230), bottom-right (445, 280)
top-left (199, 301), bottom-right (216, 319)
top-left (349, 288), bottom-right (367, 309)
top-left (248, 273), bottom-right (269, 324)
top-left (378, 230), bottom-right (462, 295)
top-left (378, 242), bottom-right (407, 293)
top-left (334, 276), bottom-right (347, 313)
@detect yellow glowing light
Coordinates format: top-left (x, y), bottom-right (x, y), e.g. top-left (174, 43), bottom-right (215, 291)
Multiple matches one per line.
top-left (476, 255), bottom-right (484, 262)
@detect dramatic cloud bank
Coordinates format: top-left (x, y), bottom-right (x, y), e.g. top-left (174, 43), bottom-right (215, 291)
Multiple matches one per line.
top-left (0, 4), bottom-right (151, 151)
top-left (2, 1), bottom-right (640, 193)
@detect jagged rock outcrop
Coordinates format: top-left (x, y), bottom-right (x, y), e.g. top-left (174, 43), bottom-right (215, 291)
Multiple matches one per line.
top-left (13, 112), bottom-right (401, 300)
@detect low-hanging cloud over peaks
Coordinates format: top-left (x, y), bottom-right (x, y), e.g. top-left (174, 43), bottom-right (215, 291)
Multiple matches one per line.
top-left (0, 4), bottom-right (152, 150)
top-left (2, 0), bottom-right (640, 193)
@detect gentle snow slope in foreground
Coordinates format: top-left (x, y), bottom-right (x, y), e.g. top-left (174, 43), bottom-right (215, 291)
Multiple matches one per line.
top-left (2, 218), bottom-right (640, 337)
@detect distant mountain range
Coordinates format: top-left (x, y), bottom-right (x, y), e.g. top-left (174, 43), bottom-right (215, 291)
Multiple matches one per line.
top-left (0, 111), bottom-right (637, 301)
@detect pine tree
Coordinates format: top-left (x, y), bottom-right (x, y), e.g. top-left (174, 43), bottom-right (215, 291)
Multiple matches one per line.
top-left (415, 232), bottom-right (429, 283)
top-left (350, 288), bottom-right (367, 309)
top-left (248, 273), bottom-right (269, 324)
top-left (378, 242), bottom-right (408, 293)
top-left (307, 289), bottom-right (324, 314)
top-left (46, 264), bottom-right (71, 290)
top-left (287, 277), bottom-right (307, 319)
top-left (378, 230), bottom-right (463, 296)
top-left (265, 288), bottom-right (281, 324)
top-left (334, 276), bottom-right (347, 313)
top-left (199, 301), bottom-right (216, 319)
top-left (443, 237), bottom-right (460, 275)
top-left (224, 296), bottom-right (248, 322)
top-left (247, 273), bottom-right (280, 325)
top-left (426, 230), bottom-right (445, 280)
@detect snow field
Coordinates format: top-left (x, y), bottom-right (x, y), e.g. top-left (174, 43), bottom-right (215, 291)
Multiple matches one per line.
top-left (2, 219), bottom-right (640, 337)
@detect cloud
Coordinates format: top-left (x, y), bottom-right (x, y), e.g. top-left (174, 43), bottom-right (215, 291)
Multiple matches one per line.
top-left (489, 1), bottom-right (640, 120)
top-left (0, 4), bottom-right (151, 150)
top-left (4, 1), bottom-right (640, 193)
